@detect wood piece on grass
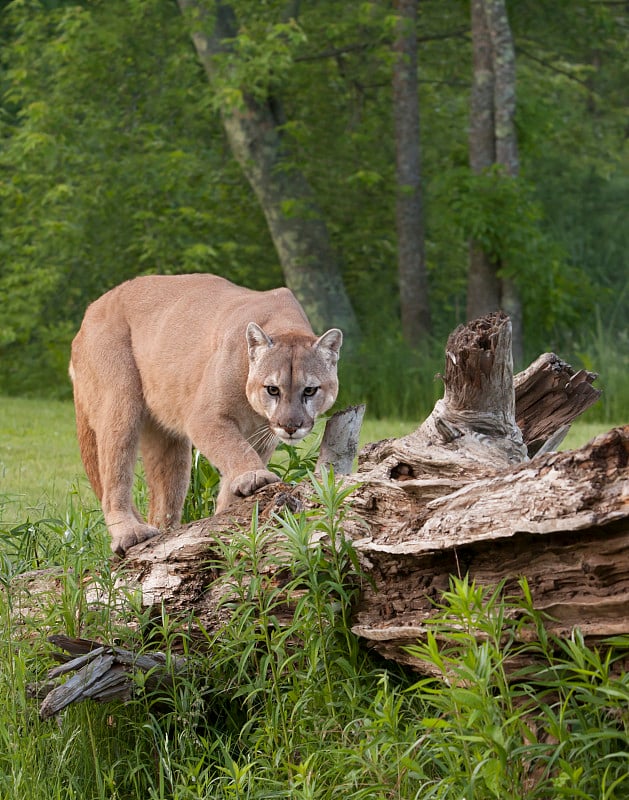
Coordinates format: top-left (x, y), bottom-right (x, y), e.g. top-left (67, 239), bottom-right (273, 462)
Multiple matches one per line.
top-left (36, 634), bottom-right (185, 719)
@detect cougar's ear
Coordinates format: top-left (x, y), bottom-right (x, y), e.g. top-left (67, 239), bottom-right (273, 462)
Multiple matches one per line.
top-left (246, 322), bottom-right (274, 359)
top-left (314, 328), bottom-right (343, 363)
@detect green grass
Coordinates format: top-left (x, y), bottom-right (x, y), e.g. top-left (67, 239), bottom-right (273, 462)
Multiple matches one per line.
top-left (0, 476), bottom-right (627, 799)
top-left (0, 396), bottom-right (90, 520)
top-left (0, 396), bottom-right (628, 799)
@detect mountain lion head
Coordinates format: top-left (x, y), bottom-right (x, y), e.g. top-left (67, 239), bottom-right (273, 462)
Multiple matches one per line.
top-left (245, 322), bottom-right (343, 443)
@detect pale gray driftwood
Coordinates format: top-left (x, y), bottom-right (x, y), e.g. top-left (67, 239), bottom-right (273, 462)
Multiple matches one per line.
top-left (316, 404), bottom-right (366, 475)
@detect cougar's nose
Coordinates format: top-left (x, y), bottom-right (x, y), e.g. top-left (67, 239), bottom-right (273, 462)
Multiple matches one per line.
top-left (282, 424), bottom-right (300, 435)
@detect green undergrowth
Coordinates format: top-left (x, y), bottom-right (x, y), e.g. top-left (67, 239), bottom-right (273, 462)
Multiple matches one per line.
top-left (0, 466), bottom-right (627, 799)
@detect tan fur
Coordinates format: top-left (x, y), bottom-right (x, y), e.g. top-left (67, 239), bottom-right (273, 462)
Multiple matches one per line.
top-left (70, 274), bottom-right (342, 555)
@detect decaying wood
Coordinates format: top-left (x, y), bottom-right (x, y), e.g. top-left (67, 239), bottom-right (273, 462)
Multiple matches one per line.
top-left (27, 312), bottom-right (628, 711)
top-left (357, 313), bottom-right (527, 492)
top-left (350, 425), bottom-right (629, 672)
top-left (316, 403), bottom-right (365, 474)
top-left (32, 635), bottom-right (186, 718)
top-left (515, 352), bottom-right (601, 455)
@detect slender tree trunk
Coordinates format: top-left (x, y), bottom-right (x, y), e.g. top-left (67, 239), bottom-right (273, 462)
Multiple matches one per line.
top-left (467, 0), bottom-right (523, 366)
top-left (177, 0), bottom-right (360, 342)
top-left (467, 0), bottom-right (501, 319)
top-left (392, 0), bottom-right (431, 346)
top-left (484, 0), bottom-right (523, 365)
top-left (485, 0), bottom-right (518, 178)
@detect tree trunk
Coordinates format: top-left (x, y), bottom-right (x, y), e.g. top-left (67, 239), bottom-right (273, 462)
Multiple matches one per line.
top-left (485, 0), bottom-right (518, 178)
top-left (177, 0), bottom-right (360, 342)
top-left (484, 0), bottom-right (523, 366)
top-left (392, 0), bottom-right (431, 345)
top-left (467, 0), bottom-right (523, 366)
top-left (467, 0), bottom-right (501, 319)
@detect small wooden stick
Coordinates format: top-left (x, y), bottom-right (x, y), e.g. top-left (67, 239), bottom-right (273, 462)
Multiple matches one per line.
top-left (316, 404), bottom-right (366, 475)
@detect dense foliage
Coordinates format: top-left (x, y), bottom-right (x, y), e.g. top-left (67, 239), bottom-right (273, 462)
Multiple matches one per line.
top-left (0, 0), bottom-right (627, 418)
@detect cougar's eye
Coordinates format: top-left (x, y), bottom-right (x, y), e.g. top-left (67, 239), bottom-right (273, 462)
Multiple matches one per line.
top-left (266, 385), bottom-right (280, 397)
top-left (303, 386), bottom-right (319, 397)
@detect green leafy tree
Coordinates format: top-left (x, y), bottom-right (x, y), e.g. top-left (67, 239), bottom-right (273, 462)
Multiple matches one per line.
top-left (0, 0), bottom-right (278, 391)
top-left (176, 0), bottom-right (361, 343)
top-left (0, 0), bottom-right (626, 407)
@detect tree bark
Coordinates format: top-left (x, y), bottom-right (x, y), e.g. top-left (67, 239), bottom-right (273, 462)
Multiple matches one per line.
top-left (177, 0), bottom-right (360, 342)
top-left (467, 0), bottom-right (523, 365)
top-left (392, 0), bottom-right (431, 345)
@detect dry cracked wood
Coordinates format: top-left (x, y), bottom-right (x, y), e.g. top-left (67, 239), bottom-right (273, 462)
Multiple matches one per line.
top-left (349, 425), bottom-right (629, 670)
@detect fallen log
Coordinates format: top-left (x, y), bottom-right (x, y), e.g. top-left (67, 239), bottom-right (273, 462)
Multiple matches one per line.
top-left (28, 312), bottom-right (627, 711)
top-left (350, 425), bottom-right (629, 672)
top-left (115, 313), bottom-right (623, 662)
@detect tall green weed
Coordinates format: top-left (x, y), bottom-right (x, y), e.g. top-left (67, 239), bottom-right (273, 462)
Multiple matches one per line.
top-left (0, 470), bottom-right (627, 798)
top-left (573, 309), bottom-right (629, 423)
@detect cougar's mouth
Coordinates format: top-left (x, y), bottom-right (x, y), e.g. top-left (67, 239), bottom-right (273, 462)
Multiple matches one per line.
top-left (274, 424), bottom-right (311, 443)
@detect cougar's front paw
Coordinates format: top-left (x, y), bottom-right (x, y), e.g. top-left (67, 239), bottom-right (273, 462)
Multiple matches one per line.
top-left (110, 522), bottom-right (159, 558)
top-left (231, 469), bottom-right (281, 498)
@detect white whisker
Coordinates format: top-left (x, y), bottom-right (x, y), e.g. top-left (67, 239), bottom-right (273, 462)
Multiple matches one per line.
top-left (246, 424), bottom-right (278, 456)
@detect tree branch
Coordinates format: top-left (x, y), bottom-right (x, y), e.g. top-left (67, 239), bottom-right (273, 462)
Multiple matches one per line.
top-left (517, 45), bottom-right (593, 88)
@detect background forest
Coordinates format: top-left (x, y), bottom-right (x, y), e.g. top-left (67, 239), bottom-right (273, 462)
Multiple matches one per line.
top-left (0, 4), bottom-right (628, 798)
top-left (0, 0), bottom-right (627, 421)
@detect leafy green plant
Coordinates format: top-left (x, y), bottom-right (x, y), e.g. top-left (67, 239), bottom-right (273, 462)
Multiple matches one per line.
top-left (182, 449), bottom-right (221, 524)
top-left (268, 438), bottom-right (320, 484)
top-left (405, 576), bottom-right (629, 799)
top-left (574, 308), bottom-right (629, 423)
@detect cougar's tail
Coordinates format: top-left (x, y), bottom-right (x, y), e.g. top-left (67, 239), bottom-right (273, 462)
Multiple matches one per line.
top-left (72, 386), bottom-right (103, 502)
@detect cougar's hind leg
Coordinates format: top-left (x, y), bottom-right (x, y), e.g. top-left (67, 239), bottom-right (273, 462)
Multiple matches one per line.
top-left (73, 341), bottom-right (159, 556)
top-left (96, 389), bottom-right (161, 556)
top-left (140, 416), bottom-right (192, 531)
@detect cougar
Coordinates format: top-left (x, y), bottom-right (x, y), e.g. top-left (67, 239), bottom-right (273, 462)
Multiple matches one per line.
top-left (69, 274), bottom-right (342, 555)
